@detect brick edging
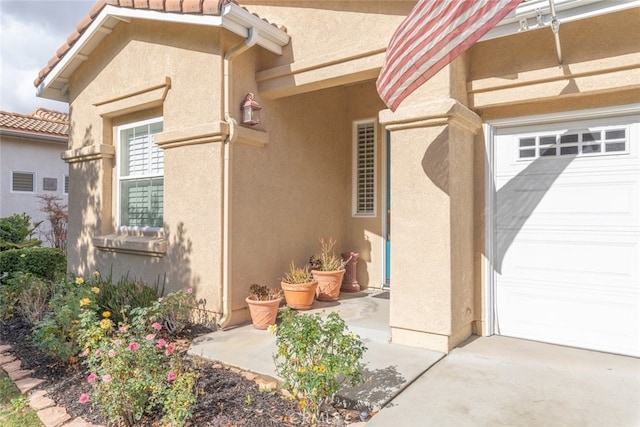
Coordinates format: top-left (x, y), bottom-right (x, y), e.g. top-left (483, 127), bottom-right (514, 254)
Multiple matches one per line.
top-left (0, 344), bottom-right (101, 427)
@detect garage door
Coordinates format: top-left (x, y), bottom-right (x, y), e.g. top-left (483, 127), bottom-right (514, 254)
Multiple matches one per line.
top-left (494, 114), bottom-right (640, 357)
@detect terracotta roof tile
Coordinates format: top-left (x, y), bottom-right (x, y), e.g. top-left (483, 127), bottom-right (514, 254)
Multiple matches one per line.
top-left (35, 0), bottom-right (284, 88)
top-left (0, 109), bottom-right (69, 138)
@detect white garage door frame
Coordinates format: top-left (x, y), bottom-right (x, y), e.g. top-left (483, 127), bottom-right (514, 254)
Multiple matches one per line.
top-left (483, 103), bottom-right (640, 340)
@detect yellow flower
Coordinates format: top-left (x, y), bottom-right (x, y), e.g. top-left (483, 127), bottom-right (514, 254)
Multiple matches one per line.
top-left (79, 297), bottom-right (91, 307)
top-left (75, 277), bottom-right (85, 285)
top-left (298, 367), bottom-right (306, 373)
top-left (267, 324), bottom-right (277, 334)
top-left (93, 271), bottom-right (100, 277)
top-left (100, 319), bottom-right (112, 329)
top-left (298, 399), bottom-right (307, 410)
top-left (91, 287), bottom-right (100, 294)
top-left (102, 311), bottom-right (111, 318)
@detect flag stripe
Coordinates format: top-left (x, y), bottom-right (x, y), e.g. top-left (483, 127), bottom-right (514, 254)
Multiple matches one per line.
top-left (377, 0), bottom-right (522, 111)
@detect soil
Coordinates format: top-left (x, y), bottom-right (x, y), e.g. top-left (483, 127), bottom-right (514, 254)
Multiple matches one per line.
top-left (0, 315), bottom-right (359, 426)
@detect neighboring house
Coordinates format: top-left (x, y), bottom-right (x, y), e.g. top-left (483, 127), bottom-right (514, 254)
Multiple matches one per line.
top-left (0, 108), bottom-right (69, 245)
top-left (34, 0), bottom-right (639, 356)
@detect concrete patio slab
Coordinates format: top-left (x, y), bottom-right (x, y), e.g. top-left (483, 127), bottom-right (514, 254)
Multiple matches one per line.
top-left (367, 336), bottom-right (640, 426)
top-left (188, 290), bottom-right (444, 412)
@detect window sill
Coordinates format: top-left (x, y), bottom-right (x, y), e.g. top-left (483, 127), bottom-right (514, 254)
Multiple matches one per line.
top-left (93, 232), bottom-right (167, 257)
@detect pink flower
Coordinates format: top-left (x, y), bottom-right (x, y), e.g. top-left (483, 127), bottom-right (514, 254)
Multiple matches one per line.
top-left (108, 349), bottom-right (116, 358)
top-left (94, 349), bottom-right (104, 357)
top-left (167, 372), bottom-right (177, 381)
top-left (87, 373), bottom-right (97, 383)
top-left (155, 338), bottom-right (167, 349)
top-left (187, 288), bottom-right (193, 294)
top-left (146, 334), bottom-right (155, 341)
top-left (102, 374), bottom-right (112, 383)
top-left (158, 297), bottom-right (164, 303)
top-left (165, 344), bottom-right (176, 356)
top-left (79, 393), bottom-right (90, 404)
top-left (129, 342), bottom-right (139, 351)
top-left (119, 326), bottom-right (128, 333)
top-left (114, 339), bottom-right (122, 346)
top-left (151, 322), bottom-right (162, 331)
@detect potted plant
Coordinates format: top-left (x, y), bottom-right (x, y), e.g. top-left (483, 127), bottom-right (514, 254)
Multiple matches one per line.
top-left (245, 283), bottom-right (283, 329)
top-left (309, 238), bottom-right (351, 301)
top-left (280, 262), bottom-right (318, 310)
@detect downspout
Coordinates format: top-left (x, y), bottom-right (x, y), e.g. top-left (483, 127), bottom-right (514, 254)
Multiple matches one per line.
top-left (217, 27), bottom-right (258, 329)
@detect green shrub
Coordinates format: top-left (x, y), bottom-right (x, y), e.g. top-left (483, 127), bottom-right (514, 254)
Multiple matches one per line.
top-left (272, 308), bottom-right (367, 421)
top-left (31, 272), bottom-right (164, 362)
top-left (9, 272), bottom-right (54, 324)
top-left (0, 248), bottom-right (66, 282)
top-left (31, 276), bottom-right (98, 362)
top-left (0, 213), bottom-right (41, 251)
top-left (94, 272), bottom-right (162, 326)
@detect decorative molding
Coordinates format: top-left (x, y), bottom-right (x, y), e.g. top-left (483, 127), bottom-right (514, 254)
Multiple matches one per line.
top-left (379, 98), bottom-right (482, 134)
top-left (62, 144), bottom-right (115, 163)
top-left (155, 121), bottom-right (230, 149)
top-left (94, 77), bottom-right (171, 118)
top-left (93, 233), bottom-right (167, 257)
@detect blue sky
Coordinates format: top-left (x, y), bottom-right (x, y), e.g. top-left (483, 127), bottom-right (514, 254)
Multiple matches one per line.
top-left (0, 0), bottom-right (95, 115)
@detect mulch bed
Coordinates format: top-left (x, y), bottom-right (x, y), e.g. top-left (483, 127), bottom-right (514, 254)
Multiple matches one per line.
top-left (0, 315), bottom-right (358, 426)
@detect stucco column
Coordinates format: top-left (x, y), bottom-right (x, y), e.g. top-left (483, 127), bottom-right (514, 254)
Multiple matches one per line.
top-left (379, 99), bottom-right (481, 353)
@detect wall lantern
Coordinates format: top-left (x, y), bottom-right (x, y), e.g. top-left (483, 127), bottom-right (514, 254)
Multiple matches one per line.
top-left (241, 93), bottom-right (262, 125)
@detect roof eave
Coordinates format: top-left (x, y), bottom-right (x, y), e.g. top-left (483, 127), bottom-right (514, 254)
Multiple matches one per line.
top-left (0, 128), bottom-right (68, 143)
top-left (482, 0), bottom-right (640, 41)
top-left (37, 3), bottom-right (290, 103)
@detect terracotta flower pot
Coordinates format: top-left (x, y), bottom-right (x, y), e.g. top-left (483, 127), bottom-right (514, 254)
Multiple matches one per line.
top-left (280, 280), bottom-right (318, 310)
top-left (311, 269), bottom-right (345, 302)
top-left (245, 296), bottom-right (282, 329)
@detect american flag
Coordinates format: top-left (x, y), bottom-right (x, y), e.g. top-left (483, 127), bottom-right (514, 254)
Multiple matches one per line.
top-left (377, 0), bottom-right (522, 112)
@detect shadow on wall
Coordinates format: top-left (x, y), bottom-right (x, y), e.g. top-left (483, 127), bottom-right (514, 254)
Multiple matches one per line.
top-left (492, 154), bottom-right (576, 273)
top-left (421, 127), bottom-right (577, 274)
top-left (422, 129), bottom-right (450, 194)
top-left (71, 120), bottom-right (203, 307)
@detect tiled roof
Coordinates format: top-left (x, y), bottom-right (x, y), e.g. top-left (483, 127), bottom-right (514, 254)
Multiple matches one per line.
top-left (35, 0), bottom-right (283, 88)
top-left (0, 109), bottom-right (69, 138)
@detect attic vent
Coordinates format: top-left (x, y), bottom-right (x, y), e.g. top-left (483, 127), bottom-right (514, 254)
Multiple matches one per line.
top-left (12, 172), bottom-right (35, 193)
top-left (353, 120), bottom-right (376, 217)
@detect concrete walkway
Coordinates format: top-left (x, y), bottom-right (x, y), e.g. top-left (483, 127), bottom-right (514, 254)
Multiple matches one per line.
top-left (190, 290), bottom-right (640, 426)
top-left (189, 290), bottom-right (445, 413)
top-left (368, 336), bottom-right (640, 426)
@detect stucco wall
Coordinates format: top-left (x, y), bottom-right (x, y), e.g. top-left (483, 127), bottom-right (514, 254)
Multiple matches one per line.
top-left (0, 135), bottom-right (68, 244)
top-left (65, 19), bottom-right (227, 315)
top-left (468, 8), bottom-right (640, 119)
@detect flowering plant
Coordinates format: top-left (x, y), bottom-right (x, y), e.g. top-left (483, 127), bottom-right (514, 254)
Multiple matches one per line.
top-left (80, 307), bottom-right (197, 426)
top-left (271, 308), bottom-right (367, 421)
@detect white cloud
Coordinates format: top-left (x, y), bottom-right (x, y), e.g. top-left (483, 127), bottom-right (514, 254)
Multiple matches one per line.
top-left (0, 0), bottom-right (94, 114)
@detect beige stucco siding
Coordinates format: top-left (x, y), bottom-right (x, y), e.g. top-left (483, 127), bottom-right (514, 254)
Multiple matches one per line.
top-left (468, 9), bottom-right (640, 119)
top-left (64, 20), bottom-right (228, 313)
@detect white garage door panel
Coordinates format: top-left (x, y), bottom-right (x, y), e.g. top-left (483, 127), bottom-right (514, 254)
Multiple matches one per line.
top-left (499, 232), bottom-right (639, 286)
top-left (496, 173), bottom-right (639, 229)
top-left (494, 114), bottom-right (640, 357)
top-left (497, 281), bottom-right (639, 356)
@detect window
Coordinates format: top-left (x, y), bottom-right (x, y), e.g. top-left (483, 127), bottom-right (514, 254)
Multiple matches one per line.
top-left (518, 127), bottom-right (628, 160)
top-left (353, 120), bottom-right (376, 217)
top-left (11, 171), bottom-right (35, 193)
top-left (118, 118), bottom-right (163, 228)
top-left (64, 175), bottom-right (69, 195)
